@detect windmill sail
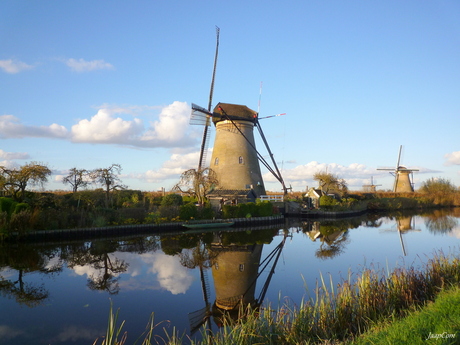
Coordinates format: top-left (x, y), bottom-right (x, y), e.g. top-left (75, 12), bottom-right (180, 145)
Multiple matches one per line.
top-left (377, 145), bottom-right (419, 192)
top-left (197, 27), bottom-right (220, 171)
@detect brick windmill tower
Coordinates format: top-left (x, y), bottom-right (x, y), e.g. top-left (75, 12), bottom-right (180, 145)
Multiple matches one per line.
top-left (377, 145), bottom-right (419, 192)
top-left (190, 29), bottom-right (287, 207)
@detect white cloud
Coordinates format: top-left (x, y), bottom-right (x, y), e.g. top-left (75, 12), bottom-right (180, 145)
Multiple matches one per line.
top-left (0, 325), bottom-right (23, 341)
top-left (0, 102), bottom-right (198, 149)
top-left (131, 150), bottom-right (204, 184)
top-left (65, 58), bottom-right (114, 72)
top-left (264, 161), bottom-right (378, 190)
top-left (445, 151), bottom-right (460, 166)
top-left (71, 102), bottom-right (197, 148)
top-left (144, 252), bottom-right (194, 295)
top-left (71, 108), bottom-right (144, 143)
top-left (140, 101), bottom-right (196, 145)
top-left (0, 115), bottom-right (68, 139)
top-left (0, 59), bottom-right (33, 74)
top-left (0, 149), bottom-right (29, 160)
top-left (53, 326), bottom-right (102, 343)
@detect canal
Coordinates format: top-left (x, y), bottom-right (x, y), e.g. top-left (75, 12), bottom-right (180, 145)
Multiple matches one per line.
top-left (0, 208), bottom-right (459, 344)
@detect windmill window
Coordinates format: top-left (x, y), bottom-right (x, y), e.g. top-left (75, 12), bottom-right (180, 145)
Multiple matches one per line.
top-left (239, 264), bottom-right (244, 272)
top-left (215, 263), bottom-right (219, 270)
top-left (239, 156), bottom-right (244, 164)
top-left (214, 157), bottom-right (219, 166)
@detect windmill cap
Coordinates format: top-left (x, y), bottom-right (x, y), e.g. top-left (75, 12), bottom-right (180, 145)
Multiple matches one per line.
top-left (213, 102), bottom-right (257, 124)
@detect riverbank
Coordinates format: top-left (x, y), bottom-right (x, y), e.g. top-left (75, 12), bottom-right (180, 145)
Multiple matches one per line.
top-left (4, 215), bottom-right (285, 242)
top-left (349, 286), bottom-right (460, 344)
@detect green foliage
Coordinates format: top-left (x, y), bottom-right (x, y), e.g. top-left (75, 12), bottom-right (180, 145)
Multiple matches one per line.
top-left (367, 197), bottom-right (420, 210)
top-left (419, 177), bottom-right (457, 194)
top-left (161, 194), bottom-right (183, 207)
top-left (319, 195), bottom-right (339, 208)
top-left (159, 205), bottom-right (180, 220)
top-left (256, 201), bottom-right (274, 216)
top-left (198, 204), bottom-right (214, 219)
top-left (180, 202), bottom-right (199, 220)
top-left (0, 197), bottom-right (16, 216)
top-left (117, 207), bottom-right (146, 224)
top-left (222, 202), bottom-right (274, 218)
top-left (13, 202), bottom-right (29, 214)
top-left (9, 210), bottom-right (32, 234)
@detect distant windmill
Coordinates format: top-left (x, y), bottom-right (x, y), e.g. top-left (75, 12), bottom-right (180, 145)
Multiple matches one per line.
top-left (377, 145), bottom-right (418, 192)
top-left (190, 29), bottom-right (288, 196)
top-left (362, 176), bottom-right (382, 192)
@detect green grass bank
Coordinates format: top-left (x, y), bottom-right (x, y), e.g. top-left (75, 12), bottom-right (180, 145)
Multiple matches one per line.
top-left (349, 286), bottom-right (460, 345)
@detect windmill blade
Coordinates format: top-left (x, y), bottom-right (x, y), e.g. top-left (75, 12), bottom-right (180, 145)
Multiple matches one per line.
top-left (188, 305), bottom-right (211, 335)
top-left (393, 171), bottom-right (399, 192)
top-left (197, 27), bottom-right (220, 172)
top-left (396, 145), bottom-right (402, 170)
top-left (255, 118), bottom-right (288, 194)
top-left (258, 113), bottom-right (286, 120)
top-left (190, 103), bottom-right (212, 126)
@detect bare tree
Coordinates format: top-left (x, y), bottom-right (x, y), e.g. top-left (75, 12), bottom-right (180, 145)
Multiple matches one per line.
top-left (62, 167), bottom-right (90, 192)
top-left (173, 168), bottom-right (218, 205)
top-left (313, 171), bottom-right (348, 195)
top-left (90, 164), bottom-right (127, 207)
top-left (0, 162), bottom-right (52, 201)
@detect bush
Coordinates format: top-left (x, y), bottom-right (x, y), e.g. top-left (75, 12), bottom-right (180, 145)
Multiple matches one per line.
top-left (180, 202), bottom-right (198, 220)
top-left (161, 194), bottom-right (183, 206)
top-left (319, 195), bottom-right (339, 208)
top-left (159, 205), bottom-right (180, 220)
top-left (222, 202), bottom-right (273, 219)
top-left (256, 201), bottom-right (274, 216)
top-left (13, 203), bottom-right (29, 214)
top-left (9, 210), bottom-right (32, 234)
top-left (0, 197), bottom-right (16, 216)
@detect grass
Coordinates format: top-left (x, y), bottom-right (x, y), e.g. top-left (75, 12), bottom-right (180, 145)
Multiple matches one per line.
top-left (97, 250), bottom-right (460, 345)
top-left (349, 286), bottom-right (460, 345)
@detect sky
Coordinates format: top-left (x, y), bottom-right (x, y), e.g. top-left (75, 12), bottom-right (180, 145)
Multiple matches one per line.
top-left (1, 0), bottom-right (459, 193)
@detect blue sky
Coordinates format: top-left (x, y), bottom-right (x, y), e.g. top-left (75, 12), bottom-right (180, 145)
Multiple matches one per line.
top-left (1, 0), bottom-right (459, 193)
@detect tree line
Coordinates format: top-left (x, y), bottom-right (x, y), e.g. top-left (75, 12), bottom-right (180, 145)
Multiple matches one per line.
top-left (0, 162), bottom-right (126, 205)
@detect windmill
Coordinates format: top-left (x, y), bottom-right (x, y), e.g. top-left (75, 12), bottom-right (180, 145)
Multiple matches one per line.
top-left (190, 29), bottom-right (288, 196)
top-left (377, 145), bottom-right (419, 192)
top-left (362, 176), bottom-right (382, 192)
top-left (379, 216), bottom-right (420, 256)
top-left (188, 230), bottom-right (288, 334)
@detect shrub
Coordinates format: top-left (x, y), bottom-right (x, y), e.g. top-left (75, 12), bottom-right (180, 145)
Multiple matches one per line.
top-left (161, 194), bottom-right (183, 206)
top-left (0, 197), bottom-right (16, 216)
top-left (9, 210), bottom-right (32, 234)
top-left (180, 202), bottom-right (198, 220)
top-left (13, 203), bottom-right (29, 214)
top-left (159, 205), bottom-right (180, 220)
top-left (255, 201), bottom-right (273, 216)
top-left (198, 204), bottom-right (215, 219)
top-left (319, 195), bottom-right (339, 208)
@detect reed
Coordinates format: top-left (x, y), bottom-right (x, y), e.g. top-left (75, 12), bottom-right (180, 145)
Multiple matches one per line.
top-left (98, 250), bottom-right (460, 344)
top-left (195, 249), bottom-right (460, 344)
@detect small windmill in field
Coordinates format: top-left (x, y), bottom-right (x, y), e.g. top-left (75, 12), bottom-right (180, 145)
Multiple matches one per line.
top-left (362, 176), bottom-right (382, 192)
top-left (377, 145), bottom-right (418, 192)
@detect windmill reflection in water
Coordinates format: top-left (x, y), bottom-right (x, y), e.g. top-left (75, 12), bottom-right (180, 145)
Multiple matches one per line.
top-left (187, 229), bottom-right (289, 335)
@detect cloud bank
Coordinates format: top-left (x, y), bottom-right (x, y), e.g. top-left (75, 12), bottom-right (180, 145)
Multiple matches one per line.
top-left (0, 59), bottom-right (34, 74)
top-left (64, 58), bottom-right (114, 72)
top-left (0, 102), bottom-right (197, 148)
top-left (0, 115), bottom-right (68, 139)
top-left (0, 149), bottom-right (30, 160)
top-left (445, 151), bottom-right (460, 166)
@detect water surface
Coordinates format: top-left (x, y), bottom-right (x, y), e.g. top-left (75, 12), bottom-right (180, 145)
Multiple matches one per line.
top-left (1, 209), bottom-right (459, 344)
